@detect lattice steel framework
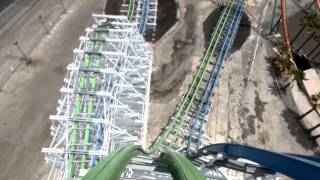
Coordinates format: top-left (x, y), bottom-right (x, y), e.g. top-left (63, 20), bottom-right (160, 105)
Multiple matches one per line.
top-left (121, 0), bottom-right (158, 34)
top-left (42, 14), bottom-right (152, 180)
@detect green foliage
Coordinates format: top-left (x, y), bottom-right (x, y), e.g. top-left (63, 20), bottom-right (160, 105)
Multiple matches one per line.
top-left (289, 68), bottom-right (307, 81)
top-left (274, 56), bottom-right (293, 73)
top-left (274, 45), bottom-right (306, 82)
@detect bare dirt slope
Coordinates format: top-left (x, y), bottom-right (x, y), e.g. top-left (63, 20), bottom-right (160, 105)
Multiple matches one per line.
top-left (147, 0), bottom-right (216, 146)
top-left (147, 0), bottom-right (317, 155)
top-left (0, 0), bottom-right (317, 179)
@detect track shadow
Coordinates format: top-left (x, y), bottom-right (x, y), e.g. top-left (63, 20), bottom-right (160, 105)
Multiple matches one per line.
top-left (104, 0), bottom-right (122, 15)
top-left (281, 108), bottom-right (317, 150)
top-left (145, 0), bottom-right (178, 42)
top-left (203, 6), bottom-right (251, 55)
top-left (150, 5), bottom-right (196, 102)
top-left (265, 56), bottom-right (283, 96)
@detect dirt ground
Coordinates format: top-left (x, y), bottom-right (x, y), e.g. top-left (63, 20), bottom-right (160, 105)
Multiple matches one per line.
top-left (147, 0), bottom-right (317, 155)
top-left (0, 0), bottom-right (318, 179)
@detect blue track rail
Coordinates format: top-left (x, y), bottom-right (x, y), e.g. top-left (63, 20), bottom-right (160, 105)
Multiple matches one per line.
top-left (192, 144), bottom-right (320, 180)
top-left (187, 0), bottom-right (245, 153)
top-left (139, 0), bottom-right (150, 34)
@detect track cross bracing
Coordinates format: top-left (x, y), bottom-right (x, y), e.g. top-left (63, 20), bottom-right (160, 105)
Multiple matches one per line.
top-left (148, 0), bottom-right (239, 153)
top-left (98, 1), bottom-right (245, 178)
top-left (187, 0), bottom-right (245, 154)
top-left (121, 0), bottom-right (157, 34)
top-left (42, 14), bottom-right (152, 180)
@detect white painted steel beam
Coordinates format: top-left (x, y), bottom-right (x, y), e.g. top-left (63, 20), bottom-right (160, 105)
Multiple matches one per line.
top-left (42, 15), bottom-right (152, 180)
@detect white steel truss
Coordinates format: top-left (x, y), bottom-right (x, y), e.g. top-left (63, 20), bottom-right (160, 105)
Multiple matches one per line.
top-left (42, 14), bottom-right (152, 180)
top-left (121, 0), bottom-right (158, 33)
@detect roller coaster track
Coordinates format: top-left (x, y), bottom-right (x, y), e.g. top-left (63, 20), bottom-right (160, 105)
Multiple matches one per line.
top-left (191, 144), bottom-right (320, 180)
top-left (187, 0), bottom-right (245, 154)
top-left (43, 0), bottom-right (245, 178)
top-left (83, 1), bottom-right (246, 178)
top-left (126, 0), bottom-right (157, 34)
top-left (42, 15), bottom-right (153, 179)
top-left (138, 0), bottom-right (149, 34)
top-left (127, 0), bottom-right (136, 22)
top-left (98, 0), bottom-right (243, 159)
top-left (42, 0), bottom-right (320, 178)
top-left (145, 0), bottom-right (239, 153)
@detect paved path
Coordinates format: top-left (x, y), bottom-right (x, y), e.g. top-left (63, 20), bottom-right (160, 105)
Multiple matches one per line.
top-left (0, 0), bottom-right (105, 179)
top-left (0, 0), bottom-right (74, 88)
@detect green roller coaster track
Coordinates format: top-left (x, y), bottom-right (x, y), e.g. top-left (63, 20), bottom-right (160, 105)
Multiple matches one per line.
top-left (67, 31), bottom-right (107, 178)
top-left (147, 0), bottom-right (236, 154)
top-left (110, 0), bottom-right (236, 155)
top-left (81, 0), bottom-right (239, 179)
top-left (82, 145), bottom-right (206, 180)
top-left (127, 0), bottom-right (136, 22)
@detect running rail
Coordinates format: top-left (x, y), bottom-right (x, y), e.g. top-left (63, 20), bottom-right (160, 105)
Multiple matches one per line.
top-left (192, 144), bottom-right (320, 180)
top-left (154, 0), bottom-right (237, 152)
top-left (84, 143), bottom-right (320, 179)
top-left (83, 145), bottom-right (206, 180)
top-left (85, 0), bottom-right (237, 156)
top-left (42, 15), bottom-right (152, 179)
top-left (126, 0), bottom-right (157, 34)
top-left (138, 0), bottom-right (150, 34)
top-left (115, 0), bottom-right (239, 155)
top-left (187, 0), bottom-right (245, 153)
top-left (127, 0), bottom-right (136, 22)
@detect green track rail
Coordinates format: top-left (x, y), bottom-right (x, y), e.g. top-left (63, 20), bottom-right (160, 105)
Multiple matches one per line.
top-left (67, 31), bottom-right (107, 178)
top-left (128, 0), bottom-right (136, 22)
top-left (123, 0), bottom-right (238, 153)
top-left (82, 1), bottom-right (239, 178)
top-left (82, 145), bottom-right (206, 180)
top-left (148, 0), bottom-right (236, 153)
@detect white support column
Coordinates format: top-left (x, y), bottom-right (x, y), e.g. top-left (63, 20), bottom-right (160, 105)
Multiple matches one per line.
top-left (120, 0), bottom-right (158, 36)
top-left (42, 15), bottom-right (152, 180)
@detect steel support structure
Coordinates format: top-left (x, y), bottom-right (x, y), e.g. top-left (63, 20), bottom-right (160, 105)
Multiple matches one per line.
top-left (42, 14), bottom-right (152, 180)
top-left (121, 0), bottom-right (158, 34)
top-left (118, 0), bottom-right (241, 179)
top-left (192, 144), bottom-right (320, 180)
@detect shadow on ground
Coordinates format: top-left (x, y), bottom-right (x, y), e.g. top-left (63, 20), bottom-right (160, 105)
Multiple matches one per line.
top-left (281, 108), bottom-right (317, 150)
top-left (203, 6), bottom-right (251, 54)
top-left (145, 0), bottom-right (177, 42)
top-left (104, 0), bottom-right (178, 42)
top-left (151, 5), bottom-right (196, 102)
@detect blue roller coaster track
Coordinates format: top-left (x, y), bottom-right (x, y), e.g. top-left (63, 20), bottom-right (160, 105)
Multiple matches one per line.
top-left (81, 1), bottom-right (320, 179)
top-left (187, 0), bottom-right (245, 153)
top-left (139, 0), bottom-right (150, 34)
top-left (192, 143), bottom-right (320, 180)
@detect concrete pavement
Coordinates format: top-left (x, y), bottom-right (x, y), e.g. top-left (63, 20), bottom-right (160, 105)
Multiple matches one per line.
top-left (0, 0), bottom-right (106, 179)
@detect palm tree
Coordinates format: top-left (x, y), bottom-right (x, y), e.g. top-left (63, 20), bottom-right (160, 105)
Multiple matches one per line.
top-left (289, 68), bottom-right (307, 82)
top-left (280, 0), bottom-right (294, 60)
top-left (278, 67), bottom-right (306, 91)
top-left (273, 44), bottom-right (306, 90)
top-left (299, 92), bottom-right (320, 119)
top-left (273, 55), bottom-right (293, 74)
